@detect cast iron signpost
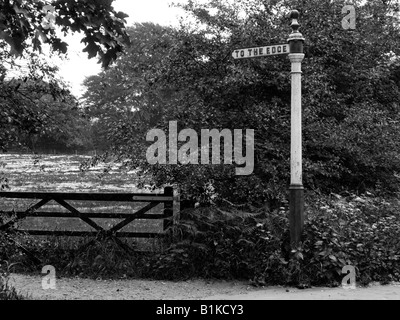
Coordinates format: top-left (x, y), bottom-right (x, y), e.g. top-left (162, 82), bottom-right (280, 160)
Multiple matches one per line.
top-left (232, 10), bottom-right (305, 248)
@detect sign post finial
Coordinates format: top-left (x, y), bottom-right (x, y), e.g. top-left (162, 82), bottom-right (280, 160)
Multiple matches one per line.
top-left (290, 10), bottom-right (300, 33)
top-left (288, 10), bottom-right (305, 53)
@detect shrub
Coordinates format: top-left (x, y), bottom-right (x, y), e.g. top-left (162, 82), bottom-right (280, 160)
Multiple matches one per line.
top-left (145, 192), bottom-right (400, 286)
top-left (145, 204), bottom-right (288, 281)
top-left (298, 193), bottom-right (400, 286)
top-left (4, 193), bottom-right (399, 287)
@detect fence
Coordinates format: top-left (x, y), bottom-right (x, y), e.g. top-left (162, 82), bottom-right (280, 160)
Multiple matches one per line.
top-left (0, 187), bottom-right (180, 257)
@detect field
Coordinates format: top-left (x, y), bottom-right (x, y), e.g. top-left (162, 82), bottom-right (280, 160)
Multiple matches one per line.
top-left (0, 153), bottom-right (165, 249)
top-left (0, 153), bottom-right (144, 192)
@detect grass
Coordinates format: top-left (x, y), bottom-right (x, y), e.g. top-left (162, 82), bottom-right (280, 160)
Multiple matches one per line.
top-left (1, 262), bottom-right (28, 300)
top-left (0, 278), bottom-right (27, 300)
top-left (0, 153), bottom-right (143, 192)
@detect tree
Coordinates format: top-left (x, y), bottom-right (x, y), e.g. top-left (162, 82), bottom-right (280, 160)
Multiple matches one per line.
top-left (18, 85), bottom-right (93, 153)
top-left (0, 44), bottom-right (60, 151)
top-left (0, 57), bottom-right (93, 152)
top-left (0, 0), bottom-right (131, 152)
top-left (0, 0), bottom-right (130, 67)
top-left (82, 22), bottom-right (178, 155)
top-left (83, 0), bottom-right (400, 206)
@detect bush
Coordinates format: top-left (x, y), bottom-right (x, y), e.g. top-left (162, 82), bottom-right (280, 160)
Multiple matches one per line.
top-left (4, 193), bottom-right (399, 287)
top-left (143, 205), bottom-right (286, 280)
top-left (144, 192), bottom-right (400, 286)
top-left (298, 193), bottom-right (400, 286)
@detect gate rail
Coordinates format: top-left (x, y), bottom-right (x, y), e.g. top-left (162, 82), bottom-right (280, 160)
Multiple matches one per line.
top-left (0, 186), bottom-right (180, 240)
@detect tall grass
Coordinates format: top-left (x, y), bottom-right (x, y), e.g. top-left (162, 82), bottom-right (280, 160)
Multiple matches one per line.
top-left (0, 262), bottom-right (27, 300)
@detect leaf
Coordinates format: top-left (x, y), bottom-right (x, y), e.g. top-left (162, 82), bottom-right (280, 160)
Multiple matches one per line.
top-left (115, 11), bottom-right (129, 20)
top-left (53, 39), bottom-right (69, 54)
top-left (35, 29), bottom-right (48, 43)
top-left (13, 4), bottom-right (29, 18)
top-left (82, 41), bottom-right (100, 59)
top-left (237, 238), bottom-right (254, 246)
top-left (101, 49), bottom-right (118, 68)
top-left (9, 35), bottom-right (25, 56)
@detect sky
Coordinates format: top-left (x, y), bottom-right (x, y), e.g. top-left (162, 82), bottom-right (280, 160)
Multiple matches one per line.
top-left (58, 0), bottom-right (187, 98)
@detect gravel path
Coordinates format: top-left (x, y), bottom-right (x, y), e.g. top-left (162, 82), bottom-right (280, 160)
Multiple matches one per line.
top-left (8, 274), bottom-right (400, 300)
top-left (9, 274), bottom-right (252, 300)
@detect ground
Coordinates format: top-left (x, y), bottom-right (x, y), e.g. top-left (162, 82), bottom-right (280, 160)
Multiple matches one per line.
top-left (8, 274), bottom-right (400, 300)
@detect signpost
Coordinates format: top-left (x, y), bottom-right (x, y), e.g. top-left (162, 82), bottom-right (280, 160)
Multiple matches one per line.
top-left (232, 44), bottom-right (289, 59)
top-left (232, 10), bottom-right (305, 249)
top-left (287, 11), bottom-right (305, 249)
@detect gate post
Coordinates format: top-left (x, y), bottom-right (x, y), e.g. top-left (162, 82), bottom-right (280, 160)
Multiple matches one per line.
top-left (173, 187), bottom-right (180, 226)
top-left (163, 186), bottom-right (174, 231)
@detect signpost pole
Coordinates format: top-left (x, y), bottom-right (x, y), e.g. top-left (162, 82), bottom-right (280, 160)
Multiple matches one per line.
top-left (287, 10), bottom-right (305, 249)
top-left (231, 9), bottom-right (306, 249)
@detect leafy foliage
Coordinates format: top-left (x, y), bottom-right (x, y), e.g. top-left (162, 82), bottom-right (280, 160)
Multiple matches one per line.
top-left (83, 0), bottom-right (400, 206)
top-left (144, 193), bottom-right (400, 286)
top-left (82, 22), bottom-right (178, 152)
top-left (0, 56), bottom-right (91, 152)
top-left (19, 91), bottom-right (93, 153)
top-left (299, 193), bottom-right (400, 285)
top-left (0, 0), bottom-right (130, 67)
top-left (0, 231), bottom-right (27, 300)
top-left (0, 0), bottom-right (130, 153)
top-left (3, 194), bottom-right (399, 287)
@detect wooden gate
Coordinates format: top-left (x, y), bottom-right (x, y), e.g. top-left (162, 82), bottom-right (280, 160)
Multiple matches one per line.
top-left (0, 186), bottom-right (180, 257)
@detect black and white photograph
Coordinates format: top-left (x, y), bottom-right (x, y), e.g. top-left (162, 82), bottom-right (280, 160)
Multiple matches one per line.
top-left (0, 0), bottom-right (399, 307)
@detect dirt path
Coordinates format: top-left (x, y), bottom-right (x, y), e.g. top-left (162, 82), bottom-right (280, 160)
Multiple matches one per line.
top-left (8, 273), bottom-right (400, 300)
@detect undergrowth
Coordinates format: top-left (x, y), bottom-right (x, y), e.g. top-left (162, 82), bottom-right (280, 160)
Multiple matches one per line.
top-left (1, 192), bottom-right (399, 288)
top-left (0, 262), bottom-right (27, 300)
